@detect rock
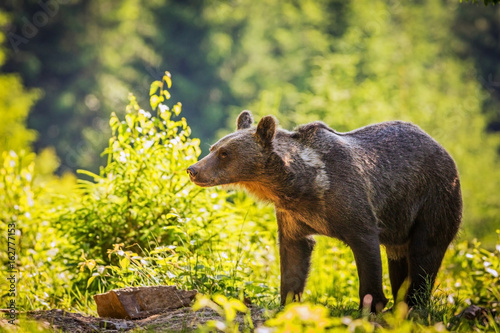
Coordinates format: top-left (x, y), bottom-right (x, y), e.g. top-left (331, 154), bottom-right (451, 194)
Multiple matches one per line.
top-left (93, 286), bottom-right (197, 319)
top-left (461, 304), bottom-right (485, 320)
top-left (99, 319), bottom-right (132, 330)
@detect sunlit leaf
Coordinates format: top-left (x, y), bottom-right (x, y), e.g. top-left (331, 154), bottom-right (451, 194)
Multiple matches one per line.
top-left (173, 103), bottom-right (182, 116)
top-left (119, 257), bottom-right (130, 269)
top-left (87, 275), bottom-right (97, 288)
top-left (150, 95), bottom-right (163, 110)
top-left (149, 81), bottom-right (163, 96)
top-left (164, 71), bottom-right (172, 88)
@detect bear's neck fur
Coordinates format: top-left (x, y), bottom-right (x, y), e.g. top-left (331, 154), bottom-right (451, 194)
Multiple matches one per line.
top-left (237, 139), bottom-right (327, 212)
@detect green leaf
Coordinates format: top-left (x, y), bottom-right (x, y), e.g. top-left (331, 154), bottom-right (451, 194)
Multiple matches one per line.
top-left (173, 103), bottom-right (182, 116)
top-left (164, 71), bottom-right (172, 88)
top-left (125, 114), bottom-right (135, 128)
top-left (77, 169), bottom-right (100, 180)
top-left (119, 257), bottom-right (130, 269)
top-left (150, 95), bottom-right (163, 110)
top-left (109, 112), bottom-right (119, 131)
top-left (87, 275), bottom-right (97, 288)
top-left (149, 81), bottom-right (162, 96)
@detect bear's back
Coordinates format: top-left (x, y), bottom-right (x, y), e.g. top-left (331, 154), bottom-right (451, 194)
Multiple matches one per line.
top-left (294, 120), bottom-right (452, 171)
top-left (291, 120), bottom-right (459, 223)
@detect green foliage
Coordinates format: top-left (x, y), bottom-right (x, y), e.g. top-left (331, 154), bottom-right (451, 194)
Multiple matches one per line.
top-left (305, 237), bottom-right (361, 309)
top-left (439, 232), bottom-right (500, 310)
top-left (265, 303), bottom-right (338, 332)
top-left (460, 0), bottom-right (499, 5)
top-left (453, 4), bottom-right (500, 138)
top-left (0, 151), bottom-right (75, 310)
top-left (0, 10), bottom-right (78, 313)
top-left (0, 11), bottom-right (40, 158)
top-left (193, 294), bottom-right (252, 333)
top-left (1, 317), bottom-right (55, 333)
top-left (0, 75), bottom-right (39, 155)
top-left (0, 1), bottom-right (162, 172)
top-left (202, 0), bottom-right (348, 137)
top-left (55, 73), bottom-right (279, 305)
top-left (59, 72), bottom-right (202, 261)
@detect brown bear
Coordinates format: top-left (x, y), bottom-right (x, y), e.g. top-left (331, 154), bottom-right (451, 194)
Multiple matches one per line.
top-left (187, 110), bottom-right (462, 312)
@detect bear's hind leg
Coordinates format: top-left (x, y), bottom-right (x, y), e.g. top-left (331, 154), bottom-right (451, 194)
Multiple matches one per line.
top-left (407, 231), bottom-right (448, 307)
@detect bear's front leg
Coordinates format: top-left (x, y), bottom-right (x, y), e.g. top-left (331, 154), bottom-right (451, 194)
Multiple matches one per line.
top-left (278, 235), bottom-right (316, 305)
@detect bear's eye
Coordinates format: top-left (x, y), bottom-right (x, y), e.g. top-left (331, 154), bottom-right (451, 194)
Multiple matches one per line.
top-left (219, 150), bottom-right (229, 159)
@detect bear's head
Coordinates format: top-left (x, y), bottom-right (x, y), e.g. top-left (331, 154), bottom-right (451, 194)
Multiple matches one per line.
top-left (187, 110), bottom-right (278, 191)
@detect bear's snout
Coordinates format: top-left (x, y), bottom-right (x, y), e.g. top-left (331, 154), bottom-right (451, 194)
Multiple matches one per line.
top-left (187, 165), bottom-right (198, 178)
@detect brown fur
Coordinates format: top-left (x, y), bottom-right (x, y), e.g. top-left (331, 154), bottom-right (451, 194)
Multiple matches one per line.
top-left (187, 110), bottom-right (462, 312)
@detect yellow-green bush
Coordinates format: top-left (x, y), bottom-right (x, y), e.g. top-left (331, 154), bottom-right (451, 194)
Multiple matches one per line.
top-left (0, 151), bottom-right (75, 310)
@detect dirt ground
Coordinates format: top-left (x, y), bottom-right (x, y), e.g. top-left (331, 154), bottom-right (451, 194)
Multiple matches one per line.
top-left (8, 307), bottom-right (267, 332)
top-left (2, 304), bottom-right (495, 332)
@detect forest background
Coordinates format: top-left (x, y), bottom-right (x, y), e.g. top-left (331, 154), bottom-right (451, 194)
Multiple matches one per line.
top-left (1, 0), bottom-right (500, 332)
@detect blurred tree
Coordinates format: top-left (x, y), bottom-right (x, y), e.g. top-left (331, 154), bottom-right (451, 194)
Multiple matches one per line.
top-left (0, 10), bottom-right (39, 157)
top-left (1, 0), bottom-right (160, 173)
top-left (460, 0), bottom-right (500, 5)
top-left (0, 8), bottom-right (76, 184)
top-left (201, 0), bottom-right (349, 133)
top-left (453, 4), bottom-right (500, 132)
top-left (147, 0), bottom-right (237, 149)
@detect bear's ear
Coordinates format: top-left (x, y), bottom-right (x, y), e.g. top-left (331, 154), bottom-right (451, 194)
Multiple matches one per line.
top-left (236, 110), bottom-right (254, 130)
top-left (255, 115), bottom-right (277, 147)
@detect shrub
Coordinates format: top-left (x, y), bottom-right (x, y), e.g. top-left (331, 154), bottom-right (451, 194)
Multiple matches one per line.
top-left (56, 73), bottom-right (278, 305)
top-left (0, 151), bottom-right (75, 310)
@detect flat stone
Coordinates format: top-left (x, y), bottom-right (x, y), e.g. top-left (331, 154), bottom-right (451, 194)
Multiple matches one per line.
top-left (461, 304), bottom-right (485, 320)
top-left (94, 286), bottom-right (197, 319)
